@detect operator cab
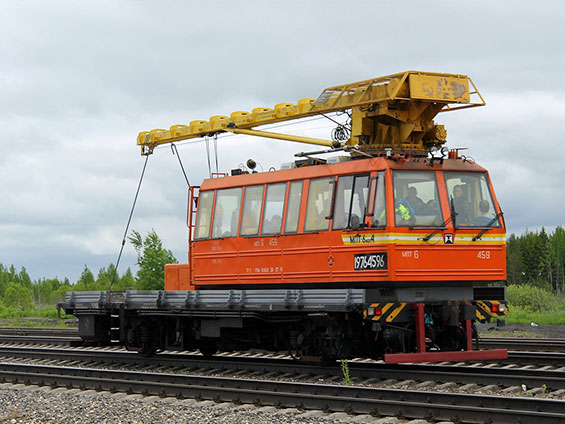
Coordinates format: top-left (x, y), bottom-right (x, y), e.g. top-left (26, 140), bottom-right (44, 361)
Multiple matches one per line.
top-left (393, 169), bottom-right (502, 229)
top-left (165, 155), bottom-right (506, 291)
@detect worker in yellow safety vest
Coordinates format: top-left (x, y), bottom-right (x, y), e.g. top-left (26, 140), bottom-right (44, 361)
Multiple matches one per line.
top-left (396, 203), bottom-right (411, 221)
top-left (394, 199), bottom-right (415, 225)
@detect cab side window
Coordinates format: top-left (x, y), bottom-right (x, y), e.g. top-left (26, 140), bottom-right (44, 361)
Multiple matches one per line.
top-left (304, 177), bottom-right (333, 232)
top-left (333, 176), bottom-right (352, 230)
top-left (211, 187), bottom-right (242, 238)
top-left (194, 191), bottom-right (214, 239)
top-left (240, 185), bottom-right (264, 236)
top-left (284, 181), bottom-right (303, 233)
top-left (333, 175), bottom-right (369, 230)
top-left (372, 172), bottom-right (387, 227)
top-left (262, 183), bottom-right (286, 235)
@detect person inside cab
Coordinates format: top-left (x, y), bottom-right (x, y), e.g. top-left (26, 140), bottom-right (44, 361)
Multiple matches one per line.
top-left (406, 187), bottom-right (426, 213)
top-left (474, 200), bottom-right (491, 226)
top-left (452, 184), bottom-right (471, 225)
top-left (395, 189), bottom-right (416, 226)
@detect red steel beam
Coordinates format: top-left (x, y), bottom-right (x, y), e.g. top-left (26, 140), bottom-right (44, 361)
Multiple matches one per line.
top-left (384, 349), bottom-right (508, 364)
top-left (413, 303), bottom-right (426, 353)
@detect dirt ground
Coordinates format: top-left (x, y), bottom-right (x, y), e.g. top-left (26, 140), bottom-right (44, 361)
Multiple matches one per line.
top-left (477, 322), bottom-right (565, 338)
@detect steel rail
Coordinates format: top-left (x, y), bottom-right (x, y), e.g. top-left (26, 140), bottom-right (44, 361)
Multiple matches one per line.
top-left (0, 328), bottom-right (81, 345)
top-left (0, 328), bottom-right (78, 336)
top-left (505, 351), bottom-right (565, 366)
top-left (0, 361), bottom-right (562, 424)
top-left (1, 346), bottom-right (564, 391)
top-left (0, 335), bottom-right (81, 345)
top-left (480, 337), bottom-right (565, 352)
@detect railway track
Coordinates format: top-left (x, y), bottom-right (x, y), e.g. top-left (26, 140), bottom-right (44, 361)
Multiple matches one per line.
top-left (0, 328), bottom-right (77, 336)
top-left (1, 360), bottom-right (563, 423)
top-left (0, 336), bottom-right (564, 422)
top-left (0, 328), bottom-right (565, 353)
top-left (0, 327), bottom-right (81, 345)
top-left (3, 327), bottom-right (565, 352)
top-left (1, 327), bottom-right (564, 371)
top-left (1, 345), bottom-right (564, 394)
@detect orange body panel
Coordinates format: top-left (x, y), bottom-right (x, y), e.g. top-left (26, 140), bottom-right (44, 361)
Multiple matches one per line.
top-left (165, 264), bottom-right (194, 291)
top-left (170, 157), bottom-right (506, 290)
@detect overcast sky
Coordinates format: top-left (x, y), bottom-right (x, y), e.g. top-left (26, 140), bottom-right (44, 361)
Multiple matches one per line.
top-left (1, 1), bottom-right (564, 283)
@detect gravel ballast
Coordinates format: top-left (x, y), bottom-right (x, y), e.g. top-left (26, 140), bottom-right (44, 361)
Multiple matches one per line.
top-left (0, 383), bottom-right (417, 424)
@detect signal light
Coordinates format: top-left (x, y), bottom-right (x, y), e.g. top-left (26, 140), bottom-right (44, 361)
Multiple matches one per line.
top-left (491, 304), bottom-right (499, 313)
top-left (366, 307), bottom-right (383, 316)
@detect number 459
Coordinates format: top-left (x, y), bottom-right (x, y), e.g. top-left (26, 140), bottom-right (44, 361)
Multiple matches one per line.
top-left (477, 250), bottom-right (491, 259)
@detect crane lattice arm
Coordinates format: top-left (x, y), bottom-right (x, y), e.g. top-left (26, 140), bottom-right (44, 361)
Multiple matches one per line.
top-left (137, 71), bottom-right (484, 156)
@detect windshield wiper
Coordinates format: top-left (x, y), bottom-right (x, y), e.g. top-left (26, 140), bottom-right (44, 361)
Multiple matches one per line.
top-left (472, 211), bottom-right (504, 241)
top-left (421, 214), bottom-right (454, 241)
top-left (421, 198), bottom-right (457, 242)
top-left (450, 196), bottom-right (457, 229)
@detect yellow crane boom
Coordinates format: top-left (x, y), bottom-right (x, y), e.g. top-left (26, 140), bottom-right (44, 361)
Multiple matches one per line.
top-left (137, 71), bottom-right (484, 156)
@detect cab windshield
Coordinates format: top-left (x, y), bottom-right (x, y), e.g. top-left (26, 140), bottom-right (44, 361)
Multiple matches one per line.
top-left (393, 171), bottom-right (443, 227)
top-left (444, 172), bottom-right (501, 228)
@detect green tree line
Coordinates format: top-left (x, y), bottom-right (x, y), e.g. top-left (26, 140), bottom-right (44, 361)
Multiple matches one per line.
top-left (2, 227), bottom-right (564, 315)
top-left (507, 226), bottom-right (565, 293)
top-left (0, 230), bottom-right (176, 312)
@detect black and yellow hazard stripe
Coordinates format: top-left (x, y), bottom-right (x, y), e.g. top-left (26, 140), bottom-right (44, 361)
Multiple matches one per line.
top-left (364, 302), bottom-right (408, 322)
top-left (474, 300), bottom-right (508, 322)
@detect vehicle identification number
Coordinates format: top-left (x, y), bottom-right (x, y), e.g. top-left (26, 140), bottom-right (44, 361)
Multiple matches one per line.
top-left (354, 252), bottom-right (387, 271)
top-left (477, 250), bottom-right (491, 259)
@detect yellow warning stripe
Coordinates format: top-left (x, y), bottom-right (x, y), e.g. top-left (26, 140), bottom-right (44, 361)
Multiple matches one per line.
top-left (476, 301), bottom-right (497, 318)
top-left (385, 303), bottom-right (407, 322)
top-left (342, 232), bottom-right (506, 246)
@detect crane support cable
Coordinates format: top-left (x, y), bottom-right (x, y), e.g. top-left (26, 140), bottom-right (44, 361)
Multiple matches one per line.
top-left (213, 134), bottom-right (219, 174)
top-left (108, 154), bottom-right (150, 294)
top-left (205, 137), bottom-right (212, 178)
top-left (171, 143), bottom-right (191, 188)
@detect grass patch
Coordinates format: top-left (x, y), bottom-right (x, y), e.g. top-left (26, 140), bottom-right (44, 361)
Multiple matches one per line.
top-left (503, 307), bottom-right (565, 325)
top-left (0, 305), bottom-right (60, 319)
top-left (507, 285), bottom-right (565, 314)
top-left (0, 318), bottom-right (72, 328)
top-left (0, 304), bottom-right (75, 328)
top-left (479, 329), bottom-right (544, 338)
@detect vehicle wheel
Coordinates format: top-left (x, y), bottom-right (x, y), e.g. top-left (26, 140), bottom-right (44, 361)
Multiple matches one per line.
top-left (199, 341), bottom-right (217, 357)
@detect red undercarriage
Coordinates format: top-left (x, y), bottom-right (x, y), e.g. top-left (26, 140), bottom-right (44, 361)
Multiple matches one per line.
top-left (384, 303), bottom-right (508, 364)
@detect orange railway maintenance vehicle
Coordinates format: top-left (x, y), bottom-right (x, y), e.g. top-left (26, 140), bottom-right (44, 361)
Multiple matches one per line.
top-left (61, 71), bottom-right (508, 363)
